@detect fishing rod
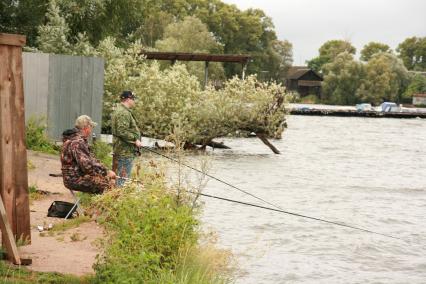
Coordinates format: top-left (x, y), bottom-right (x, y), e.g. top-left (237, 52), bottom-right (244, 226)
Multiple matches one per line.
top-left (141, 146), bottom-right (286, 211)
top-left (116, 175), bottom-right (404, 241)
top-left (123, 147), bottom-right (406, 242)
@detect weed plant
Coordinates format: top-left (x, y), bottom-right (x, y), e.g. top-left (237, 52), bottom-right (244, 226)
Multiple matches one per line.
top-left (0, 259), bottom-right (93, 283)
top-left (25, 117), bottom-right (60, 155)
top-left (91, 159), bottom-right (234, 283)
top-left (91, 141), bottom-right (113, 169)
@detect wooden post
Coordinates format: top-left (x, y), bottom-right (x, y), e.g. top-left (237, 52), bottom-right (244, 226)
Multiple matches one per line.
top-left (0, 33), bottom-right (31, 251)
top-left (241, 62), bottom-right (247, 80)
top-left (204, 61), bottom-right (209, 89)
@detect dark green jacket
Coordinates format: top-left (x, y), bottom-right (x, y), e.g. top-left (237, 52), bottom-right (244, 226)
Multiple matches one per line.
top-left (111, 103), bottom-right (141, 157)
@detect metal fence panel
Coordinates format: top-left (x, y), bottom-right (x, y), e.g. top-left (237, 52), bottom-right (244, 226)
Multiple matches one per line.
top-left (23, 52), bottom-right (104, 141)
top-left (22, 53), bottom-right (49, 120)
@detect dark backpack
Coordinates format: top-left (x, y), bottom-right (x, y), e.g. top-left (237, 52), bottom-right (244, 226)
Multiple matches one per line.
top-left (47, 201), bottom-right (77, 218)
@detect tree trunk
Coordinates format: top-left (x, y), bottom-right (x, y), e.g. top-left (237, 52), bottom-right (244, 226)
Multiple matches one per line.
top-left (256, 133), bottom-right (281, 154)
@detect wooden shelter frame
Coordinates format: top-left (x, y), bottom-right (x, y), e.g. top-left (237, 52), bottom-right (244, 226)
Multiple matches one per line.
top-left (140, 51), bottom-right (251, 87)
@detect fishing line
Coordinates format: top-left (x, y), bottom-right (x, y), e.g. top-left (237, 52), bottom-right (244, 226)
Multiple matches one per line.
top-left (117, 175), bottom-right (404, 241)
top-left (189, 191), bottom-right (405, 242)
top-left (141, 146), bottom-right (285, 211)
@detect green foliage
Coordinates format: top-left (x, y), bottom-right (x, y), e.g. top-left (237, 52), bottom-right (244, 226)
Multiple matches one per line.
top-left (6, 0), bottom-right (288, 79)
top-left (92, 141), bottom-right (113, 169)
top-left (25, 117), bottom-right (60, 155)
top-left (0, 259), bottom-right (92, 283)
top-left (36, 0), bottom-right (71, 54)
top-left (402, 73), bottom-right (426, 102)
top-left (156, 16), bottom-right (223, 54)
top-left (100, 40), bottom-right (288, 142)
top-left (0, 0), bottom-right (49, 47)
top-left (155, 16), bottom-right (225, 83)
top-left (92, 187), bottom-right (198, 281)
top-left (397, 36), bottom-right (426, 71)
top-left (322, 52), bottom-right (365, 105)
top-left (356, 53), bottom-right (409, 104)
top-left (307, 40), bottom-right (356, 73)
top-left (45, 216), bottom-right (91, 237)
top-left (91, 159), bottom-right (233, 283)
top-left (268, 39), bottom-right (293, 83)
top-left (29, 185), bottom-right (45, 202)
top-left (306, 56), bottom-right (329, 73)
top-left (299, 94), bottom-right (320, 104)
top-left (27, 160), bottom-right (36, 170)
top-left (360, 42), bottom-right (391, 61)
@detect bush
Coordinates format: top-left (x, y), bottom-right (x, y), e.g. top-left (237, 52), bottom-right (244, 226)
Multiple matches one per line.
top-left (299, 94), bottom-right (321, 104)
top-left (25, 117), bottom-right (60, 155)
top-left (99, 40), bottom-right (289, 143)
top-left (92, 141), bottom-right (113, 169)
top-left (93, 184), bottom-right (199, 283)
top-left (92, 161), bottom-right (233, 284)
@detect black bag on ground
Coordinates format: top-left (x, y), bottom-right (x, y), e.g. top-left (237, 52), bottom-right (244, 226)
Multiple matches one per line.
top-left (47, 201), bottom-right (77, 218)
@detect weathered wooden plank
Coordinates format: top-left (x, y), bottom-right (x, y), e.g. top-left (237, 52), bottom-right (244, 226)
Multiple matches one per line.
top-left (0, 45), bottom-right (16, 244)
top-left (0, 33), bottom-right (26, 47)
top-left (0, 38), bottom-right (31, 246)
top-left (0, 195), bottom-right (21, 265)
top-left (10, 47), bottom-right (31, 242)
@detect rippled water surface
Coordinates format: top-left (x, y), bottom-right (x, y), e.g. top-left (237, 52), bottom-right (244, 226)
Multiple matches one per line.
top-left (197, 116), bottom-right (426, 283)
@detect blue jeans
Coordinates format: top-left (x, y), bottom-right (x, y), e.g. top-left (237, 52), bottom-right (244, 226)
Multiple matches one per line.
top-left (116, 157), bottom-right (134, 187)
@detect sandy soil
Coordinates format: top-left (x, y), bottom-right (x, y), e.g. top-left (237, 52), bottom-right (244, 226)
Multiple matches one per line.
top-left (18, 151), bottom-right (104, 276)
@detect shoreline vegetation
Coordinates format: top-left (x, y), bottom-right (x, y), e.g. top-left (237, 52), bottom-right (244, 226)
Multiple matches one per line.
top-left (1, 122), bottom-right (235, 283)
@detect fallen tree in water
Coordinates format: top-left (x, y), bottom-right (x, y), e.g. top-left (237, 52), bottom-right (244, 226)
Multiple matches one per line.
top-left (100, 41), bottom-right (289, 153)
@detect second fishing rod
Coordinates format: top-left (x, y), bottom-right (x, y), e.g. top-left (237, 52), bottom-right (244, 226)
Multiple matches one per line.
top-left (135, 145), bottom-right (405, 242)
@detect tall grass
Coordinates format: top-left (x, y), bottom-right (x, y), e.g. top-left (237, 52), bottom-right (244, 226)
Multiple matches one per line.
top-left (91, 141), bottom-right (113, 169)
top-left (25, 117), bottom-right (60, 155)
top-left (0, 259), bottom-right (93, 283)
top-left (91, 160), bottom-right (234, 284)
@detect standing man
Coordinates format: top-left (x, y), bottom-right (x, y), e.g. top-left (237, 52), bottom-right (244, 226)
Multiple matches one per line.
top-left (111, 90), bottom-right (142, 186)
top-left (61, 115), bottom-right (116, 194)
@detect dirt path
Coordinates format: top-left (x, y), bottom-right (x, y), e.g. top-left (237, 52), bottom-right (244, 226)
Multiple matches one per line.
top-left (18, 151), bottom-right (104, 276)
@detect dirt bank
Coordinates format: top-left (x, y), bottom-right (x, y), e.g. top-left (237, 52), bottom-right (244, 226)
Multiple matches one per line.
top-left (18, 151), bottom-right (103, 276)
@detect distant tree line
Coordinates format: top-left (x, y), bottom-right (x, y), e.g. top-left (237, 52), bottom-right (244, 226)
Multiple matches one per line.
top-left (306, 38), bottom-right (426, 105)
top-left (2, 0), bottom-right (424, 107)
top-left (0, 0), bottom-right (293, 83)
top-left (1, 0), bottom-right (289, 147)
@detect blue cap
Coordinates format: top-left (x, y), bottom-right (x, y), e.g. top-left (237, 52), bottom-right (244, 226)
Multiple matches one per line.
top-left (120, 90), bottom-right (136, 100)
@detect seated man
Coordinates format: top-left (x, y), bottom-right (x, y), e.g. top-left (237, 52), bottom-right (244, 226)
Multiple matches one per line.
top-left (61, 115), bottom-right (116, 194)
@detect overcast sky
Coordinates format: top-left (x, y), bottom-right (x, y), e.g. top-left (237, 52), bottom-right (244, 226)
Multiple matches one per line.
top-left (222, 0), bottom-right (426, 65)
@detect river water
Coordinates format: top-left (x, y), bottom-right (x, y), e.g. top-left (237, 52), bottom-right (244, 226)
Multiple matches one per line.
top-left (197, 115), bottom-right (426, 284)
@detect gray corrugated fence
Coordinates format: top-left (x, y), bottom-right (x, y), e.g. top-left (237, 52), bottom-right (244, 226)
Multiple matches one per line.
top-left (23, 52), bottom-right (104, 140)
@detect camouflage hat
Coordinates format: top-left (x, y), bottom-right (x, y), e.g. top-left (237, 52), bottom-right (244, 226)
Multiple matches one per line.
top-left (75, 115), bottom-right (97, 129)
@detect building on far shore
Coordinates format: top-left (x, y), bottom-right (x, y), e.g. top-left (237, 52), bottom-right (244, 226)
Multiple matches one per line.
top-left (285, 66), bottom-right (323, 98)
top-left (413, 94), bottom-right (426, 106)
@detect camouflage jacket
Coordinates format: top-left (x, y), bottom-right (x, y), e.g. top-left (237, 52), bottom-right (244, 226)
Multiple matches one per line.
top-left (61, 128), bottom-right (108, 181)
top-left (111, 103), bottom-right (141, 157)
